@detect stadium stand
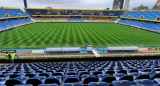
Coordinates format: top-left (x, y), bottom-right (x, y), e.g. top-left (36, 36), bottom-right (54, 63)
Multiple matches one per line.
top-left (0, 59), bottom-right (160, 86)
top-left (53, 17), bottom-right (68, 22)
top-left (24, 8), bottom-right (123, 23)
top-left (122, 11), bottom-right (160, 21)
top-left (81, 17), bottom-right (89, 22)
top-left (32, 17), bottom-right (53, 22)
top-left (0, 7), bottom-right (33, 30)
top-left (51, 17), bottom-right (55, 22)
top-left (118, 10), bottom-right (160, 33)
top-left (118, 19), bottom-right (160, 32)
top-left (68, 17), bottom-right (83, 22)
top-left (32, 16), bottom-right (114, 22)
top-left (98, 18), bottom-right (113, 22)
top-left (32, 17), bottom-right (42, 22)
top-left (90, 17), bottom-right (98, 22)
top-left (0, 7), bottom-right (27, 18)
top-left (0, 18), bottom-right (32, 30)
top-left (25, 8), bottom-right (123, 17)
top-left (41, 17), bottom-right (53, 22)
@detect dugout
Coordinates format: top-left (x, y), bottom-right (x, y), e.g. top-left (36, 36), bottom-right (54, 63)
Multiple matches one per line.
top-left (108, 47), bottom-right (138, 53)
top-left (45, 47), bottom-right (81, 54)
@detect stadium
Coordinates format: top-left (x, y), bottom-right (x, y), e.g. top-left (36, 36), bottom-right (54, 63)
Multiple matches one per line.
top-left (1, 0), bottom-right (160, 86)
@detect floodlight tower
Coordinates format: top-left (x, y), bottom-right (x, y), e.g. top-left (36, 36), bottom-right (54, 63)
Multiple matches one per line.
top-left (24, 0), bottom-right (28, 8)
top-left (124, 0), bottom-right (130, 10)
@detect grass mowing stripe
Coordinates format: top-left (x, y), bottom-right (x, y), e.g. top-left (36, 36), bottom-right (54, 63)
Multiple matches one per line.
top-left (81, 24), bottom-right (100, 44)
top-left (74, 23), bottom-right (82, 45)
top-left (71, 23), bottom-right (78, 46)
top-left (83, 23), bottom-right (107, 46)
top-left (0, 23), bottom-right (160, 49)
top-left (78, 23), bottom-right (90, 44)
top-left (75, 23), bottom-right (85, 45)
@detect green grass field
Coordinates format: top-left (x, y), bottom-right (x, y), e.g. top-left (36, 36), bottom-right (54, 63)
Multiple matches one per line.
top-left (0, 23), bottom-right (160, 49)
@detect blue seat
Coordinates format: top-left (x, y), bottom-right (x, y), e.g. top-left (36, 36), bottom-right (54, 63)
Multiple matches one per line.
top-left (105, 70), bottom-right (115, 75)
top-left (128, 73), bottom-right (140, 78)
top-left (78, 71), bottom-right (89, 77)
top-left (129, 69), bottom-right (138, 73)
top-left (117, 70), bottom-right (127, 74)
top-left (88, 82), bottom-right (109, 86)
top-left (113, 73), bottom-right (125, 79)
top-left (66, 71), bottom-right (77, 75)
top-left (52, 72), bottom-right (64, 77)
top-left (112, 80), bottom-right (132, 86)
top-left (151, 73), bottom-right (160, 79)
top-left (0, 74), bottom-right (9, 79)
top-left (134, 79), bottom-right (156, 86)
top-left (48, 76), bottom-right (62, 83)
top-left (65, 75), bottom-right (79, 79)
top-left (92, 71), bottom-right (103, 75)
top-left (14, 85), bottom-right (33, 86)
top-left (32, 76), bottom-right (46, 83)
top-left (38, 84), bottom-right (58, 86)
top-left (25, 74), bottom-right (36, 78)
top-left (154, 78), bottom-right (160, 84)
top-left (136, 74), bottom-right (150, 79)
top-left (44, 78), bottom-right (61, 85)
top-left (82, 77), bottom-right (98, 84)
top-left (26, 79), bottom-right (42, 86)
top-left (64, 78), bottom-right (80, 83)
top-left (119, 75), bottom-right (134, 81)
top-left (81, 75), bottom-right (95, 80)
top-left (16, 77), bottom-right (29, 84)
top-left (5, 79), bottom-right (22, 86)
top-left (130, 85), bottom-right (144, 86)
top-left (0, 77), bottom-right (7, 85)
top-left (98, 74), bottom-right (111, 81)
top-left (63, 83), bottom-right (83, 86)
top-left (101, 76), bottom-right (116, 83)
top-left (155, 69), bottom-right (160, 72)
top-left (9, 74), bottom-right (19, 78)
top-left (39, 73), bottom-right (50, 77)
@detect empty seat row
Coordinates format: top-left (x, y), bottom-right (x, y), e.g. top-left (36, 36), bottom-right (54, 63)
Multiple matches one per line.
top-left (0, 59), bottom-right (160, 86)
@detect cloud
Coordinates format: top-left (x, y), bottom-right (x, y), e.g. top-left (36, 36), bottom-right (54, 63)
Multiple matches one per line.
top-left (0, 0), bottom-right (158, 10)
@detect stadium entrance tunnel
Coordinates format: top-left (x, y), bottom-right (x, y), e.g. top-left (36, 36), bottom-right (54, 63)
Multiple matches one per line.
top-left (0, 56), bottom-right (160, 63)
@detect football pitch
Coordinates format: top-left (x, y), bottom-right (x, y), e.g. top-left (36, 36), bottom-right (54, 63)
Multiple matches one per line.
top-left (0, 23), bottom-right (160, 49)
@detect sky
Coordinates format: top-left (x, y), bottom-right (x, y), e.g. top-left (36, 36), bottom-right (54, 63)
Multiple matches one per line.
top-left (0, 0), bottom-right (158, 10)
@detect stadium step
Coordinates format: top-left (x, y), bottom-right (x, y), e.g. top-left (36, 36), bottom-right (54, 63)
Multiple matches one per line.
top-left (92, 50), bottom-right (101, 57)
top-left (115, 18), bottom-right (121, 23)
